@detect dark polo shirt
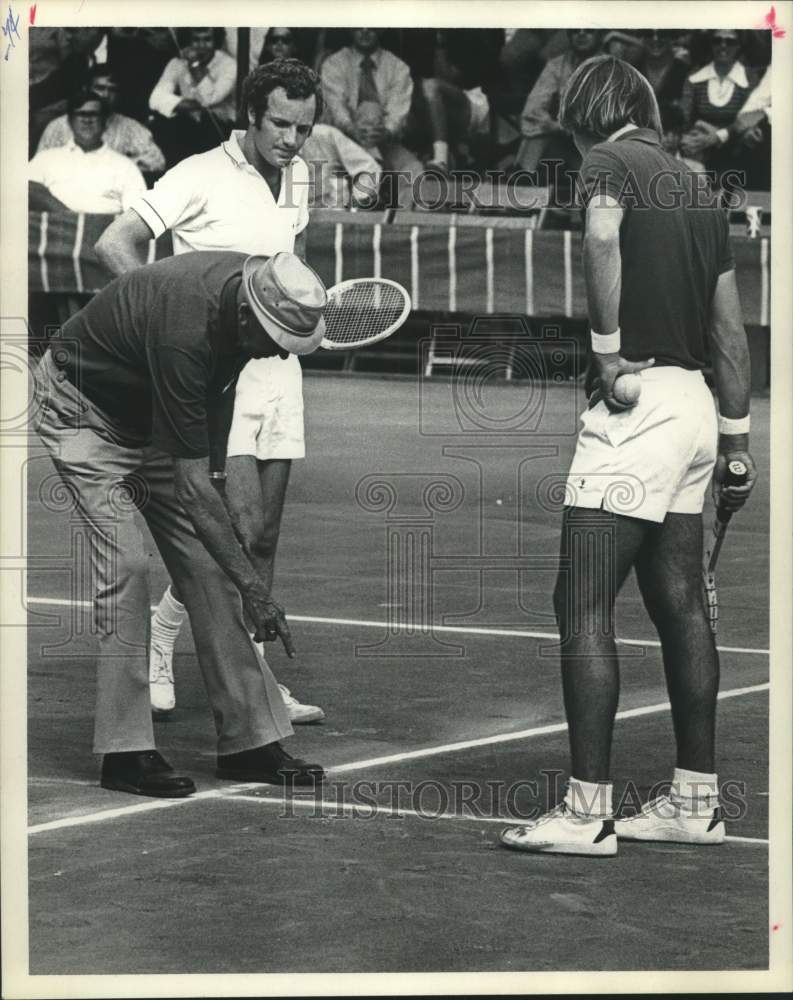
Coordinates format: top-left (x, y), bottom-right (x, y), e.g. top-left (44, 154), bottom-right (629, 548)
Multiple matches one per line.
top-left (580, 127), bottom-right (734, 369)
top-left (55, 251), bottom-right (249, 458)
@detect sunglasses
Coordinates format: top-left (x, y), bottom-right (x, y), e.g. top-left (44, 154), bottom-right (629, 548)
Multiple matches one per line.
top-left (712, 35), bottom-right (739, 45)
top-left (72, 111), bottom-right (102, 119)
top-left (270, 34), bottom-right (293, 42)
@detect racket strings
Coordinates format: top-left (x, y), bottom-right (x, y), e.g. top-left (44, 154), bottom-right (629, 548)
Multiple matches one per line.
top-left (323, 282), bottom-right (407, 346)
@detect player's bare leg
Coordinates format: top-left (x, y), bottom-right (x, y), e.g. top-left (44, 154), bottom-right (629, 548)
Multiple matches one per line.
top-left (552, 507), bottom-right (649, 782)
top-left (635, 512), bottom-right (719, 773)
top-left (618, 512), bottom-right (725, 843)
top-left (501, 507), bottom-right (647, 855)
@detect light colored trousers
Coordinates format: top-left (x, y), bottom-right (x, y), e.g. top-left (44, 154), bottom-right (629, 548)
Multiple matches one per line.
top-left (34, 350), bottom-right (293, 755)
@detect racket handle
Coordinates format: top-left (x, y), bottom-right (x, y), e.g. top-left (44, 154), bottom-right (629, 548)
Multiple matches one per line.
top-left (716, 460), bottom-right (748, 525)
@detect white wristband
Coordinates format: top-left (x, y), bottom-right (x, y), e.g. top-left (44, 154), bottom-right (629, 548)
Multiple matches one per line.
top-left (716, 127), bottom-right (729, 145)
top-left (718, 413), bottom-right (750, 435)
top-left (591, 328), bottom-right (621, 354)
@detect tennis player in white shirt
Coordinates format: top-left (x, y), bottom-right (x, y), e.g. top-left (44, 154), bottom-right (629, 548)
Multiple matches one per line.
top-left (96, 59), bottom-right (326, 723)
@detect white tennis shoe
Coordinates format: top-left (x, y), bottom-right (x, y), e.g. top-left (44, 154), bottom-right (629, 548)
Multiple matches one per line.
top-left (500, 802), bottom-right (617, 856)
top-left (149, 641), bottom-right (176, 716)
top-left (278, 684), bottom-right (325, 724)
top-left (614, 795), bottom-right (725, 844)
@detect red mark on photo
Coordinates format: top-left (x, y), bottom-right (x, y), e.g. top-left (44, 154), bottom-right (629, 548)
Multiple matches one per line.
top-left (760, 5), bottom-right (786, 37)
top-left (772, 923), bottom-right (781, 931)
top-left (29, 4), bottom-right (36, 25)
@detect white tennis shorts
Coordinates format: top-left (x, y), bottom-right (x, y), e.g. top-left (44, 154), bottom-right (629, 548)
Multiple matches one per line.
top-left (564, 366), bottom-right (718, 523)
top-left (226, 354), bottom-right (305, 461)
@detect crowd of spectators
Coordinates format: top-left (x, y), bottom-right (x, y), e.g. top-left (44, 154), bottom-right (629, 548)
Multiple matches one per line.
top-left (28, 25), bottom-right (773, 217)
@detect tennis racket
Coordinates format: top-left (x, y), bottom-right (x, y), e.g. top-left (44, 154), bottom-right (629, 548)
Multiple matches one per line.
top-left (320, 278), bottom-right (412, 351)
top-left (702, 459), bottom-right (749, 634)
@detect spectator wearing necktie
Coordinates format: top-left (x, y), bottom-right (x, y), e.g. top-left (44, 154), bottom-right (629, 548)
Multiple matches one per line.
top-left (320, 28), bottom-right (423, 207)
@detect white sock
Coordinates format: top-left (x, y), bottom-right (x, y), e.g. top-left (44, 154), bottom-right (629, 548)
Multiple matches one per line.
top-left (671, 767), bottom-right (718, 807)
top-left (565, 777), bottom-right (613, 819)
top-left (432, 140), bottom-right (449, 163)
top-left (150, 586), bottom-right (186, 652)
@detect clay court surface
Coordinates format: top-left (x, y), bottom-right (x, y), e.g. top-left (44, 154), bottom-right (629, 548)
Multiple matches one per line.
top-left (24, 374), bottom-right (771, 975)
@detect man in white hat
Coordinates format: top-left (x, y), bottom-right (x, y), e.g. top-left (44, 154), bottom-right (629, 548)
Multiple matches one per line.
top-left (34, 250), bottom-right (327, 797)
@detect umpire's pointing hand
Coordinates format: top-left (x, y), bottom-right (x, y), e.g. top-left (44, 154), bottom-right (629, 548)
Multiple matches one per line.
top-left (245, 587), bottom-right (296, 658)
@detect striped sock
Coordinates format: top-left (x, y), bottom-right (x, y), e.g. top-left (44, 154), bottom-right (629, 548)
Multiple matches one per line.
top-left (150, 585), bottom-right (186, 653)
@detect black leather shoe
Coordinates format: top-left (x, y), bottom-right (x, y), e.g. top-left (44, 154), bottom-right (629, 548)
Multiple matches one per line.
top-left (101, 750), bottom-right (196, 798)
top-left (216, 742), bottom-right (324, 786)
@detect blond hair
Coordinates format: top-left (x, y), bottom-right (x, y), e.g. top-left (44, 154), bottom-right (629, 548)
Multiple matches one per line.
top-left (559, 54), bottom-right (662, 140)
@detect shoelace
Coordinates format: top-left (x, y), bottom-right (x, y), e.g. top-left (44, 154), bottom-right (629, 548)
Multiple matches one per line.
top-left (526, 802), bottom-right (568, 827)
top-left (622, 795), bottom-right (708, 821)
top-left (150, 648), bottom-right (174, 684)
top-left (618, 796), bottom-right (670, 822)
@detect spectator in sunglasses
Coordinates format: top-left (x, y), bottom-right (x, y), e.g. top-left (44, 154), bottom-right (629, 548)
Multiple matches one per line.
top-left (259, 28), bottom-right (298, 64)
top-left (679, 30), bottom-right (759, 181)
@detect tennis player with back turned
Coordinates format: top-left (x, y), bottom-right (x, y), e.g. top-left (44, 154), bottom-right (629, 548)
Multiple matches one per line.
top-left (500, 55), bottom-right (757, 857)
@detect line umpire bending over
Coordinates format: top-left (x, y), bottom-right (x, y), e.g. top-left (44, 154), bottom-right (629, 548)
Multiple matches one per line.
top-left (97, 59), bottom-right (325, 723)
top-left (500, 55), bottom-right (757, 857)
top-left (34, 251), bottom-right (329, 796)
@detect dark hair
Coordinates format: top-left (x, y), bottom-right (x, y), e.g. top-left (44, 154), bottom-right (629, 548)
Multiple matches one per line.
top-left (566, 28), bottom-right (604, 39)
top-left (242, 58), bottom-right (323, 127)
top-left (259, 28), bottom-right (299, 66)
top-left (637, 28), bottom-right (676, 40)
top-left (88, 63), bottom-right (117, 83)
top-left (67, 89), bottom-right (108, 118)
top-left (265, 27), bottom-right (296, 45)
top-left (559, 54), bottom-right (662, 139)
top-left (707, 28), bottom-right (745, 48)
top-left (176, 27), bottom-right (226, 49)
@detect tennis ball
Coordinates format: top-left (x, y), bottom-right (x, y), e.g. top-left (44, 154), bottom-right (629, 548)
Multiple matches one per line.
top-left (613, 373), bottom-right (642, 405)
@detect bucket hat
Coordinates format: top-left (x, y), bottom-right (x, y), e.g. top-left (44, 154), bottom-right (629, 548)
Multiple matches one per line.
top-left (242, 252), bottom-right (327, 355)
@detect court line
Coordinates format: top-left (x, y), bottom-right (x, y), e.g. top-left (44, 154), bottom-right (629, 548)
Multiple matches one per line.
top-left (24, 597), bottom-right (769, 657)
top-left (225, 795), bottom-right (770, 845)
top-left (29, 793), bottom-right (217, 834)
top-left (28, 784), bottom-right (262, 835)
top-left (27, 682), bottom-right (769, 836)
top-left (28, 789), bottom-right (769, 847)
top-left (326, 682), bottom-right (770, 773)
top-left (211, 794), bottom-right (771, 846)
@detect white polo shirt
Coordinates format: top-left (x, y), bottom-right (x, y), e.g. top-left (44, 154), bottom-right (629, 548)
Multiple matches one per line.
top-left (130, 130), bottom-right (310, 255)
top-left (129, 129), bottom-right (312, 463)
top-left (29, 141), bottom-right (146, 215)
